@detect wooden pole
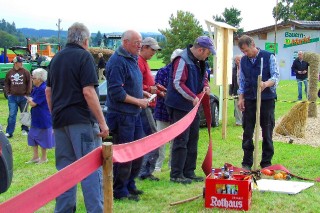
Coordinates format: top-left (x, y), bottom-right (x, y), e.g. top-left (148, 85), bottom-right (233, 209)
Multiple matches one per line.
top-left (253, 58), bottom-right (263, 171)
top-left (102, 142), bottom-right (113, 213)
top-left (222, 28), bottom-right (229, 139)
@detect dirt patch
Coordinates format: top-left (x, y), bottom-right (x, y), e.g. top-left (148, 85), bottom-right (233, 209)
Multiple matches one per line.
top-left (273, 107), bottom-right (320, 147)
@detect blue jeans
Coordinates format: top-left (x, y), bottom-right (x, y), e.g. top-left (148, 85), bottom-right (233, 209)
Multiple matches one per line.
top-left (139, 107), bottom-right (159, 178)
top-left (297, 79), bottom-right (308, 100)
top-left (54, 123), bottom-right (103, 213)
top-left (6, 95), bottom-right (29, 135)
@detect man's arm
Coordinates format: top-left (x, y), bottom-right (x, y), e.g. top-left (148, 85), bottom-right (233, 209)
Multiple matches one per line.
top-left (45, 87), bottom-right (52, 113)
top-left (83, 86), bottom-right (109, 139)
top-left (263, 54), bottom-right (279, 91)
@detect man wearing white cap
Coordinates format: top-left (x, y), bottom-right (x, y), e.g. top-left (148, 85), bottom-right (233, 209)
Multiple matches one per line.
top-left (165, 36), bottom-right (215, 184)
top-left (138, 37), bottom-right (162, 181)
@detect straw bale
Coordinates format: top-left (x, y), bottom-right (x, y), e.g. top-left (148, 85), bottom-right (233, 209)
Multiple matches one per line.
top-left (88, 48), bottom-right (114, 64)
top-left (274, 101), bottom-right (309, 138)
top-left (303, 52), bottom-right (320, 117)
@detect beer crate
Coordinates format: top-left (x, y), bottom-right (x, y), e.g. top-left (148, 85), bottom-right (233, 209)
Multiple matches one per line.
top-left (204, 174), bottom-right (252, 211)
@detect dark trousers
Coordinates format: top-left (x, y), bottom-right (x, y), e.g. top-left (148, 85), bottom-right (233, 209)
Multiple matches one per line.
top-left (168, 107), bottom-right (200, 178)
top-left (106, 112), bottom-right (144, 198)
top-left (139, 107), bottom-right (159, 178)
top-left (242, 99), bottom-right (275, 168)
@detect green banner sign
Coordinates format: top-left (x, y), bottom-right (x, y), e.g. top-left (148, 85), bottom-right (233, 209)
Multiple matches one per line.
top-left (265, 42), bottom-right (278, 54)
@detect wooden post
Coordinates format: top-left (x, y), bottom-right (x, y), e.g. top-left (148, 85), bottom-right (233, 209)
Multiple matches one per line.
top-left (205, 20), bottom-right (237, 139)
top-left (102, 142), bottom-right (113, 213)
top-left (221, 28), bottom-right (229, 139)
top-left (253, 58), bottom-right (263, 171)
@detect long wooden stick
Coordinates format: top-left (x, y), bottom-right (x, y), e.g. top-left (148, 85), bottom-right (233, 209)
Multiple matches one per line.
top-left (169, 194), bottom-right (202, 206)
top-left (253, 58), bottom-right (263, 171)
top-left (102, 142), bottom-right (113, 213)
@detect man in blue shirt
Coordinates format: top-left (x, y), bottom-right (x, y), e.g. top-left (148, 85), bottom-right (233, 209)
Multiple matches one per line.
top-left (105, 30), bottom-right (149, 201)
top-left (237, 35), bottom-right (280, 171)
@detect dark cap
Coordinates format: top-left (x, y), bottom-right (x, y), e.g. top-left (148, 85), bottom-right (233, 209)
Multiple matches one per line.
top-left (195, 36), bottom-right (216, 55)
top-left (13, 56), bottom-right (23, 63)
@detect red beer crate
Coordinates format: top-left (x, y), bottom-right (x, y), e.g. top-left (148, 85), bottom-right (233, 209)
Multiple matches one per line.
top-left (204, 174), bottom-right (252, 211)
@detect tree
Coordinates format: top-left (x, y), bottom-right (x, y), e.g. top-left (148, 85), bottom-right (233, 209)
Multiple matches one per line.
top-left (291, 0), bottom-right (320, 21)
top-left (93, 31), bottom-right (102, 47)
top-left (0, 30), bottom-right (19, 47)
top-left (213, 7), bottom-right (243, 34)
top-left (158, 10), bottom-right (203, 64)
top-left (273, 0), bottom-right (320, 22)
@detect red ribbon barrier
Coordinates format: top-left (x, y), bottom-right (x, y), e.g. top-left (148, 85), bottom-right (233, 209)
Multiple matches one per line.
top-left (0, 147), bottom-right (102, 212)
top-left (200, 94), bottom-right (213, 176)
top-left (112, 93), bottom-right (207, 163)
top-left (0, 93), bottom-right (211, 212)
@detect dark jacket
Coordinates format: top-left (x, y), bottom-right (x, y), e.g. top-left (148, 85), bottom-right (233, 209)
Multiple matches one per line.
top-left (165, 46), bottom-right (208, 112)
top-left (229, 65), bottom-right (239, 96)
top-left (291, 58), bottom-right (309, 80)
top-left (241, 50), bottom-right (276, 100)
top-left (98, 57), bottom-right (106, 69)
top-left (105, 45), bottom-right (143, 115)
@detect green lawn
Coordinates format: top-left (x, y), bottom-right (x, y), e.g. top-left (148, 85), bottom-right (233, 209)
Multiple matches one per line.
top-left (1, 80), bottom-right (320, 212)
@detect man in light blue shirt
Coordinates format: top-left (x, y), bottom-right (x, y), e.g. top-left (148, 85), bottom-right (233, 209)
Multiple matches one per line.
top-left (237, 35), bottom-right (279, 171)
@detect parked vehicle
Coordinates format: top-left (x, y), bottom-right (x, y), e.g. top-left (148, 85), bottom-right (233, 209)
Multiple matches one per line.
top-left (98, 80), bottom-right (219, 127)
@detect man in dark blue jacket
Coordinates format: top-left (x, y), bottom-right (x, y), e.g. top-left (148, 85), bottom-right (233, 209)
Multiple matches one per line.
top-left (105, 30), bottom-right (149, 201)
top-left (237, 35), bottom-right (280, 171)
top-left (291, 51), bottom-right (309, 100)
top-left (165, 36), bottom-right (215, 184)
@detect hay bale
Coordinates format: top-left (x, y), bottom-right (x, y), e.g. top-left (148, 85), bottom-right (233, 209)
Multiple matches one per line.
top-left (303, 52), bottom-right (320, 118)
top-left (88, 48), bottom-right (114, 64)
top-left (275, 102), bottom-right (309, 138)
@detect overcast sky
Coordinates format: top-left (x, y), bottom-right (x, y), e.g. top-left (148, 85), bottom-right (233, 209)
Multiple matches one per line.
top-left (1, 0), bottom-right (277, 34)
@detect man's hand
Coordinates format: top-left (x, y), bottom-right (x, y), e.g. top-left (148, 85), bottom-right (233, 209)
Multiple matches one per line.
top-left (192, 96), bottom-right (200, 106)
top-left (238, 95), bottom-right (245, 112)
top-left (203, 86), bottom-right (210, 95)
top-left (138, 98), bottom-right (150, 109)
top-left (98, 123), bottom-right (110, 140)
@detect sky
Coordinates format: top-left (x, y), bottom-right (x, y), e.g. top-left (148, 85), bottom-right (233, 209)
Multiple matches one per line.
top-left (1, 0), bottom-right (277, 34)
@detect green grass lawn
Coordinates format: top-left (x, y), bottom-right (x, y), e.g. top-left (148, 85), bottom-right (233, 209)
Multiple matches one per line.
top-left (1, 80), bottom-right (320, 212)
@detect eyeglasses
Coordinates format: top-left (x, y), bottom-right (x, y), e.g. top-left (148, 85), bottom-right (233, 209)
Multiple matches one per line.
top-left (127, 39), bottom-right (142, 46)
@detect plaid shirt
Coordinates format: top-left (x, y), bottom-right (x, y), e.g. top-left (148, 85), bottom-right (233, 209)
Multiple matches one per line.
top-left (154, 63), bottom-right (171, 122)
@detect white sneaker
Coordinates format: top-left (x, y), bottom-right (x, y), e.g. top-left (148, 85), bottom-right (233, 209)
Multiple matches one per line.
top-left (21, 130), bottom-right (28, 136)
top-left (5, 133), bottom-right (12, 138)
top-left (154, 167), bottom-right (161, 172)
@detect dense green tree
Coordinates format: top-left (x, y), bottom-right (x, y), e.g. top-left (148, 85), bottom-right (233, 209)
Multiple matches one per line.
top-left (213, 7), bottom-right (243, 35)
top-left (273, 0), bottom-right (320, 22)
top-left (0, 30), bottom-right (19, 47)
top-left (292, 0), bottom-right (320, 21)
top-left (93, 31), bottom-right (103, 47)
top-left (158, 10), bottom-right (203, 64)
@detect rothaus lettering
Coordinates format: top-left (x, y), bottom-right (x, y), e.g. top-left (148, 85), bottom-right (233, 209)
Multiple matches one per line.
top-left (210, 196), bottom-right (243, 209)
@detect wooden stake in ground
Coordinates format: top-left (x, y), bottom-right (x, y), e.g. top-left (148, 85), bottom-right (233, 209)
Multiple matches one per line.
top-left (253, 58), bottom-right (263, 171)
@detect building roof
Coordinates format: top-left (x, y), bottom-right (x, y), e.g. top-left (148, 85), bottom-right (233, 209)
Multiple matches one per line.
top-left (243, 20), bottom-right (320, 36)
